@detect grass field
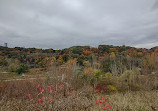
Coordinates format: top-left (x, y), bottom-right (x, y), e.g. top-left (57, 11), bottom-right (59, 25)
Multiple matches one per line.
top-left (0, 78), bottom-right (157, 111)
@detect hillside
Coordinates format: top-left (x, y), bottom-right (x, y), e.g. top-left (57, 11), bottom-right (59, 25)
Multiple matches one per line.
top-left (0, 45), bottom-right (158, 111)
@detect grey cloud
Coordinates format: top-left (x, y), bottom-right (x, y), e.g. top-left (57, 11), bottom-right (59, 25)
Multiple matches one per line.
top-left (152, 0), bottom-right (158, 10)
top-left (0, 0), bottom-right (158, 49)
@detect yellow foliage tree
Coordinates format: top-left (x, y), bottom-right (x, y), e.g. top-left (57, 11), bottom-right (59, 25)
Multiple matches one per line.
top-left (110, 52), bottom-right (116, 60)
top-left (142, 52), bottom-right (158, 74)
top-left (83, 67), bottom-right (95, 76)
top-left (57, 56), bottom-right (64, 65)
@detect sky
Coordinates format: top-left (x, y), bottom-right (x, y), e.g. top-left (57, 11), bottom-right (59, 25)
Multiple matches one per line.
top-left (0, 0), bottom-right (158, 49)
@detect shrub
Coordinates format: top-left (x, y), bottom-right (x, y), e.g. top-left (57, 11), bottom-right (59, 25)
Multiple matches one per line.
top-left (83, 67), bottom-right (95, 76)
top-left (94, 70), bottom-right (101, 78)
top-left (107, 85), bottom-right (117, 92)
top-left (100, 72), bottom-right (114, 85)
top-left (119, 70), bottom-right (141, 91)
top-left (15, 65), bottom-right (29, 74)
top-left (95, 81), bottom-right (108, 92)
top-left (7, 63), bottom-right (19, 72)
top-left (83, 61), bottom-right (91, 67)
top-left (90, 70), bottom-right (101, 87)
top-left (104, 72), bottom-right (112, 80)
top-left (0, 59), bottom-right (8, 66)
top-left (120, 70), bottom-right (134, 84)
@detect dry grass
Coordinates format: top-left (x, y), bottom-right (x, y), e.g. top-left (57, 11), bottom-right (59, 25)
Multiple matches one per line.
top-left (108, 91), bottom-right (158, 111)
top-left (0, 80), bottom-right (94, 111)
top-left (0, 61), bottom-right (158, 111)
top-left (0, 79), bottom-right (157, 111)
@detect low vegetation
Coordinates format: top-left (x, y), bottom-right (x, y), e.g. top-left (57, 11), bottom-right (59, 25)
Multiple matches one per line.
top-left (0, 45), bottom-right (158, 110)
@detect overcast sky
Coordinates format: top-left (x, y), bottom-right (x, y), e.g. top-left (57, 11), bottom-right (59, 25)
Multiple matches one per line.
top-left (0, 0), bottom-right (158, 49)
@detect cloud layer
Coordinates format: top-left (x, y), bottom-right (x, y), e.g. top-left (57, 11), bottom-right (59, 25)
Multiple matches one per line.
top-left (0, 0), bottom-right (158, 49)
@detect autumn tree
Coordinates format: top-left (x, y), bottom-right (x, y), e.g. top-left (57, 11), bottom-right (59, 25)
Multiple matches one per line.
top-left (142, 52), bottom-right (158, 74)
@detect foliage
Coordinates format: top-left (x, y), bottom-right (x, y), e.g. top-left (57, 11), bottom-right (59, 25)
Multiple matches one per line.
top-left (83, 67), bottom-right (95, 76)
top-left (8, 63), bottom-right (19, 72)
top-left (110, 52), bottom-right (116, 60)
top-left (1, 44), bottom-right (158, 110)
top-left (120, 70), bottom-right (133, 81)
top-left (1, 45), bottom-right (158, 93)
top-left (104, 72), bottom-right (112, 80)
top-left (107, 85), bottom-right (117, 92)
top-left (71, 46), bottom-right (83, 55)
top-left (15, 65), bottom-right (29, 74)
top-left (83, 61), bottom-right (91, 67)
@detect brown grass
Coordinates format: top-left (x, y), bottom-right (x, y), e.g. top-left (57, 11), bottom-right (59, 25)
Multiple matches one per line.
top-left (0, 79), bottom-right (157, 111)
top-left (108, 91), bottom-right (158, 111)
top-left (0, 61), bottom-right (158, 111)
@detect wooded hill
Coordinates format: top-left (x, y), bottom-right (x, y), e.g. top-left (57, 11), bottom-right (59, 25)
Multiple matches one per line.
top-left (0, 45), bottom-right (158, 75)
